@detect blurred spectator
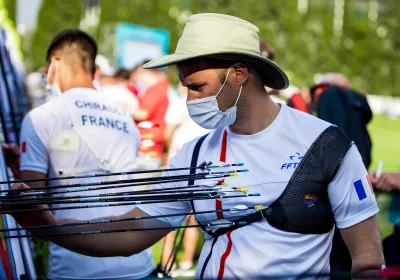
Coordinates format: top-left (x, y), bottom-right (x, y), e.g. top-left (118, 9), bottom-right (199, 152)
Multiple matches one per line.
top-left (163, 84), bottom-right (185, 161)
top-left (25, 68), bottom-right (48, 108)
top-left (310, 73), bottom-right (372, 169)
top-left (161, 82), bottom-right (208, 277)
top-left (260, 41), bottom-right (287, 104)
top-left (285, 86), bottom-right (310, 113)
top-left (130, 61), bottom-right (169, 170)
top-left (166, 82), bottom-right (209, 159)
top-left (94, 55), bottom-right (139, 117)
top-left (306, 73), bottom-right (373, 277)
top-left (370, 171), bottom-right (400, 266)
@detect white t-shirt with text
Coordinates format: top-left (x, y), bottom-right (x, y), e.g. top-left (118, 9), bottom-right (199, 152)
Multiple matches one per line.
top-left (20, 88), bottom-right (154, 279)
top-left (139, 104), bottom-right (378, 279)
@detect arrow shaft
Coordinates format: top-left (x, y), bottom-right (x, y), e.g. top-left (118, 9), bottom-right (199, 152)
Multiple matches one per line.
top-left (2, 182), bottom-right (224, 200)
top-left (0, 162), bottom-right (241, 185)
top-left (7, 188), bottom-right (219, 202)
top-left (1, 172), bottom-right (233, 194)
top-left (1, 191), bottom-right (230, 206)
top-left (5, 221), bottom-right (244, 239)
top-left (1, 207), bottom-right (251, 232)
top-left (0, 193), bottom-right (257, 214)
top-left (2, 189), bottom-right (241, 205)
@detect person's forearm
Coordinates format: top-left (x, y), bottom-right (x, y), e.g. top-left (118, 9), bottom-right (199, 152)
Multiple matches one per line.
top-left (340, 216), bottom-right (385, 279)
top-left (37, 209), bottom-right (170, 257)
top-left (351, 244), bottom-right (385, 279)
top-left (352, 256), bottom-right (384, 272)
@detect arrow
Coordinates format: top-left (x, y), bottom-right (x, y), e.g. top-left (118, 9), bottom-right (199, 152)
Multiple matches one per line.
top-left (0, 162), bottom-right (245, 185)
top-left (3, 188), bottom-right (243, 205)
top-left (1, 179), bottom-right (228, 200)
top-left (0, 205), bottom-right (255, 233)
top-left (0, 193), bottom-right (260, 214)
top-left (0, 189), bottom-right (248, 206)
top-left (4, 219), bottom-right (248, 239)
top-left (0, 170), bottom-right (246, 194)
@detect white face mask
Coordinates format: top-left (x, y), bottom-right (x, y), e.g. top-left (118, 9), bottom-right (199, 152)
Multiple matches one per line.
top-left (46, 60), bottom-right (62, 98)
top-left (186, 68), bottom-right (243, 130)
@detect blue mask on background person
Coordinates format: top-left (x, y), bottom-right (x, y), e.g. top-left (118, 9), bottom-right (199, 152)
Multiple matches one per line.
top-left (186, 67), bottom-right (243, 129)
top-left (46, 60), bottom-right (62, 98)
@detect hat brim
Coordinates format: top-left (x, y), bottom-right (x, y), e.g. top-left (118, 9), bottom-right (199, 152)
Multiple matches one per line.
top-left (143, 51), bottom-right (289, 90)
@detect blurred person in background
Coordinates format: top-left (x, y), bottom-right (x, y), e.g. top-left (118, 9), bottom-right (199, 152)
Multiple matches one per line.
top-left (370, 171), bottom-right (400, 267)
top-left (309, 73), bottom-right (373, 276)
top-left (25, 68), bottom-right (49, 108)
top-left (18, 29), bottom-right (155, 280)
top-left (130, 61), bottom-right (169, 170)
top-left (94, 55), bottom-right (139, 117)
top-left (161, 81), bottom-right (208, 278)
top-left (285, 85), bottom-right (310, 113)
top-left (260, 41), bottom-right (287, 105)
top-left (162, 83), bottom-right (184, 163)
top-left (310, 72), bottom-right (372, 169)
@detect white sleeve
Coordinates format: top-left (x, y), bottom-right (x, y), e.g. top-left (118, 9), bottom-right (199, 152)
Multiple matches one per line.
top-left (329, 145), bottom-right (379, 229)
top-left (137, 142), bottom-right (194, 226)
top-left (19, 110), bottom-right (55, 174)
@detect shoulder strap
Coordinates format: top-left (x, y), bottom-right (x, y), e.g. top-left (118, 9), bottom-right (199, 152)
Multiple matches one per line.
top-left (188, 134), bottom-right (209, 217)
top-left (188, 134), bottom-right (209, 186)
top-left (159, 133), bottom-right (209, 276)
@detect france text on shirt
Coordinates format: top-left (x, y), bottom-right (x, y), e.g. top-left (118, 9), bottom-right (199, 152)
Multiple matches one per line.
top-left (75, 100), bottom-right (129, 133)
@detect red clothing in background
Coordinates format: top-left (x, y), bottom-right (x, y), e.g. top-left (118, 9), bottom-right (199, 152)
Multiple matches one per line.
top-left (128, 84), bottom-right (139, 96)
top-left (136, 80), bottom-right (169, 158)
top-left (289, 93), bottom-right (309, 113)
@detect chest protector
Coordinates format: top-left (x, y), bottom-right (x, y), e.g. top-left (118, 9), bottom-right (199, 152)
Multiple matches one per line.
top-left (191, 125), bottom-right (353, 236)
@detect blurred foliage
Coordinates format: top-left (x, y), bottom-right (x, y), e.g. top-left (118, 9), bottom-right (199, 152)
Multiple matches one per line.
top-left (0, 0), bottom-right (23, 61)
top-left (4, 0), bottom-right (15, 23)
top-left (26, 0), bottom-right (400, 96)
top-left (28, 0), bottom-right (82, 71)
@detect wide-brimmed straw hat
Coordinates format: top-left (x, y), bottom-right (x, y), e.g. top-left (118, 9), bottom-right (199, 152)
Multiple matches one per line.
top-left (143, 13), bottom-right (289, 90)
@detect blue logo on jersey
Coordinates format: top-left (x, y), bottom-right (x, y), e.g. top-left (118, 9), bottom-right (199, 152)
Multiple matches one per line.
top-left (304, 194), bottom-right (318, 208)
top-left (281, 152), bottom-right (303, 170)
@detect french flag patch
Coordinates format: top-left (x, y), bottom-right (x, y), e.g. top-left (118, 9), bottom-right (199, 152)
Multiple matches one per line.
top-left (353, 175), bottom-right (374, 200)
top-left (21, 141), bottom-right (26, 153)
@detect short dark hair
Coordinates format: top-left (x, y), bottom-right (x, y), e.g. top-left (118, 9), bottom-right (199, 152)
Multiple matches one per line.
top-left (46, 29), bottom-right (98, 75)
top-left (114, 68), bottom-right (131, 80)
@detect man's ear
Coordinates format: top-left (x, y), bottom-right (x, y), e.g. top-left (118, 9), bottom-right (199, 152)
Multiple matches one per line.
top-left (47, 58), bottom-right (60, 86)
top-left (232, 62), bottom-right (248, 86)
top-left (47, 59), bottom-right (56, 86)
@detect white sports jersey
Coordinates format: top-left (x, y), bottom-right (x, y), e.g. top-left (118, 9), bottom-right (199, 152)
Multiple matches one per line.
top-left (20, 88), bottom-right (154, 279)
top-left (139, 104), bottom-right (379, 279)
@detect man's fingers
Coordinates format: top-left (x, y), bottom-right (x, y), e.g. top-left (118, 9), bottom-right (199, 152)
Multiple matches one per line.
top-left (8, 183), bottom-right (31, 196)
top-left (11, 183), bottom-right (30, 190)
top-left (9, 144), bottom-right (20, 155)
top-left (369, 171), bottom-right (377, 181)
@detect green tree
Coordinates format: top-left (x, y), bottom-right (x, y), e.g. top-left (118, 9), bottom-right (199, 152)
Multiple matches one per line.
top-left (90, 0), bottom-right (400, 96)
top-left (28, 0), bottom-right (82, 71)
top-left (4, 0), bottom-right (16, 23)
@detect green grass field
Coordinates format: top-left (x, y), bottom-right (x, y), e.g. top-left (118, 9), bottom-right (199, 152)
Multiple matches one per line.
top-left (368, 115), bottom-right (400, 172)
top-left (33, 114), bottom-right (400, 279)
top-left (368, 115), bottom-right (400, 240)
